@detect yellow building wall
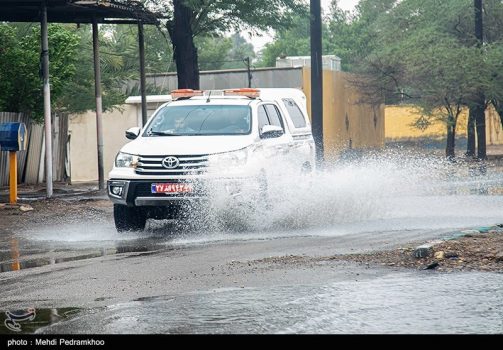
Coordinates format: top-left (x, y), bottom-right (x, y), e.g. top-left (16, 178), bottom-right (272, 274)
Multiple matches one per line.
top-left (385, 105), bottom-right (503, 145)
top-left (486, 107), bottom-right (503, 145)
top-left (302, 68), bottom-right (385, 159)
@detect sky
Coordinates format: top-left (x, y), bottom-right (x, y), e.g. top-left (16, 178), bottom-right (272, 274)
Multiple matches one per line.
top-left (245, 0), bottom-right (360, 52)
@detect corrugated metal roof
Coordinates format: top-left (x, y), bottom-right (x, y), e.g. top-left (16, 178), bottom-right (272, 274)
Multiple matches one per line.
top-left (0, 0), bottom-right (159, 24)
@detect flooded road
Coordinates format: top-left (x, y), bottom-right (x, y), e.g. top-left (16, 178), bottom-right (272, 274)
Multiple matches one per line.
top-left (1, 154), bottom-right (502, 333)
top-left (34, 271), bottom-right (503, 334)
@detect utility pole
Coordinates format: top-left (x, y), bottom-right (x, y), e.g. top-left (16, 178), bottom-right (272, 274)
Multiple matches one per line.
top-left (475, 0), bottom-right (486, 160)
top-left (245, 57), bottom-right (252, 88)
top-left (138, 20), bottom-right (148, 126)
top-left (92, 20), bottom-right (105, 191)
top-left (310, 0), bottom-right (324, 166)
top-left (41, 0), bottom-right (53, 198)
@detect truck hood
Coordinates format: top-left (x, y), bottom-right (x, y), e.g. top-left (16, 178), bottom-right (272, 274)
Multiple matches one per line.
top-left (120, 135), bottom-right (255, 156)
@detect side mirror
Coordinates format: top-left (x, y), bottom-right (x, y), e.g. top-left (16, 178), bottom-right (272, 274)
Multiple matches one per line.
top-left (260, 125), bottom-right (284, 139)
top-left (125, 127), bottom-right (141, 140)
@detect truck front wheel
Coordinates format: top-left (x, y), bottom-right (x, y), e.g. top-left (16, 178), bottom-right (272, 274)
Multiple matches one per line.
top-left (113, 204), bottom-right (147, 232)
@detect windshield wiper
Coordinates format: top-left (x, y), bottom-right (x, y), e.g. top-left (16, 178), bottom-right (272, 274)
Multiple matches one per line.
top-left (149, 130), bottom-right (183, 136)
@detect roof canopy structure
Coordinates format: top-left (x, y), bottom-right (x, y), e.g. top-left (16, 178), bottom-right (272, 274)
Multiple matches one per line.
top-left (0, 0), bottom-right (160, 196)
top-left (0, 0), bottom-right (159, 24)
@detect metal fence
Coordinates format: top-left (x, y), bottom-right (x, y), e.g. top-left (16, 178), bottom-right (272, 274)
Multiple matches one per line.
top-left (142, 66), bottom-right (304, 92)
top-left (0, 112), bottom-right (69, 187)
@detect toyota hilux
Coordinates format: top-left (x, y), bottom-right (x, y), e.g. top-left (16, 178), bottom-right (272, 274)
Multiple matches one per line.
top-left (107, 88), bottom-right (315, 232)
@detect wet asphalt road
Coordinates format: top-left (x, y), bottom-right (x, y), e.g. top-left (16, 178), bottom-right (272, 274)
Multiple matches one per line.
top-left (1, 157), bottom-right (503, 334)
top-left (1, 223), bottom-right (502, 334)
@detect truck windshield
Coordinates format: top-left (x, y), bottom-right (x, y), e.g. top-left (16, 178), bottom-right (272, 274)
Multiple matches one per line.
top-left (145, 105), bottom-right (252, 136)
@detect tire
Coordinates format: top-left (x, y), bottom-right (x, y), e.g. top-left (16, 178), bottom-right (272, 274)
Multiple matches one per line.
top-left (113, 204), bottom-right (147, 232)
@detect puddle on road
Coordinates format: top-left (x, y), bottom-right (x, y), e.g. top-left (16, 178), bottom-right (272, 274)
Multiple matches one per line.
top-left (0, 238), bottom-right (171, 273)
top-left (14, 271), bottom-right (503, 334)
top-left (0, 307), bottom-right (81, 334)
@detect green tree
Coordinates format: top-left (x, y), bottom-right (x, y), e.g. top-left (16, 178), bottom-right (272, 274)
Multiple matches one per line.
top-left (327, 0), bottom-right (396, 72)
top-left (256, 14), bottom-right (335, 68)
top-left (146, 0), bottom-right (307, 88)
top-left (335, 0), bottom-right (503, 158)
top-left (196, 35), bottom-right (232, 70)
top-left (487, 43), bottom-right (503, 124)
top-left (221, 32), bottom-right (255, 70)
top-left (0, 25), bottom-right (21, 110)
top-left (482, 1), bottom-right (503, 128)
top-left (58, 23), bottom-right (174, 114)
top-left (0, 23), bottom-right (79, 121)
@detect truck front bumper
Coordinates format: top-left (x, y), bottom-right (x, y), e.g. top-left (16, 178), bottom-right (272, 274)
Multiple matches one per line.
top-left (107, 178), bottom-right (247, 207)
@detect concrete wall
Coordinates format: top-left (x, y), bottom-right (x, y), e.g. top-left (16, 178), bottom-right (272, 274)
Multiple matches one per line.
top-left (385, 105), bottom-right (503, 145)
top-left (68, 106), bottom-right (137, 182)
top-left (302, 68), bottom-right (385, 160)
top-left (145, 67), bottom-right (304, 91)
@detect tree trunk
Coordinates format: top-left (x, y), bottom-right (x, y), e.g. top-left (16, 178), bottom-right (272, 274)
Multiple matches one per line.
top-left (466, 107), bottom-right (476, 157)
top-left (474, 0), bottom-right (486, 160)
top-left (446, 115), bottom-right (456, 160)
top-left (475, 95), bottom-right (486, 160)
top-left (171, 0), bottom-right (200, 89)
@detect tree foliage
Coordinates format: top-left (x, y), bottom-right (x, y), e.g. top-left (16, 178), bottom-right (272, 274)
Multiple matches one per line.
top-left (257, 14), bottom-right (332, 68)
top-left (145, 0), bottom-right (307, 88)
top-left (327, 0), bottom-right (395, 72)
top-left (59, 24), bottom-right (174, 115)
top-left (325, 0), bottom-right (503, 157)
top-left (196, 35), bottom-right (232, 70)
top-left (221, 32), bottom-right (255, 70)
top-left (0, 24), bottom-right (79, 121)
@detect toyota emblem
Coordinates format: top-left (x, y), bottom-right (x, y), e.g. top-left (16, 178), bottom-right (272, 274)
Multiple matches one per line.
top-left (162, 156), bottom-right (180, 169)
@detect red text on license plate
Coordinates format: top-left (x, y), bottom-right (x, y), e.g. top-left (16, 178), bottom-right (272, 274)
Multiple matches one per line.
top-left (151, 183), bottom-right (193, 193)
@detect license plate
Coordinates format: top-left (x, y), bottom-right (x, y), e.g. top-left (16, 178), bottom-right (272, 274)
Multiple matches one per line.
top-left (151, 183), bottom-right (193, 194)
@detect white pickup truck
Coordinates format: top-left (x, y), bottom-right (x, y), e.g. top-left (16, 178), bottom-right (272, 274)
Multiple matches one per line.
top-left (107, 88), bottom-right (315, 232)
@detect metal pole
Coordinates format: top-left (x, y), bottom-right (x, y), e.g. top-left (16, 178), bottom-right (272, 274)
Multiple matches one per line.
top-left (475, 0), bottom-right (486, 160)
top-left (245, 57), bottom-right (252, 88)
top-left (9, 152), bottom-right (17, 204)
top-left (92, 20), bottom-right (105, 190)
top-left (138, 20), bottom-right (148, 126)
top-left (310, 0), bottom-right (324, 166)
top-left (41, 1), bottom-right (53, 198)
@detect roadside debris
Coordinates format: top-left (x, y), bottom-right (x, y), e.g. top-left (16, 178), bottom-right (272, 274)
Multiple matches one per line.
top-left (327, 226), bottom-right (503, 272)
top-left (0, 203), bottom-right (34, 212)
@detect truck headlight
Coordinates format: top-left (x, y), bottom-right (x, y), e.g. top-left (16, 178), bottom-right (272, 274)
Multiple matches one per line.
top-left (209, 147), bottom-right (249, 168)
top-left (115, 152), bottom-right (138, 168)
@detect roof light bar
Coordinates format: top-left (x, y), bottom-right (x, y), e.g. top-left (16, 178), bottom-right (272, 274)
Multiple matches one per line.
top-left (171, 89), bottom-right (203, 100)
top-left (224, 88), bottom-right (260, 98)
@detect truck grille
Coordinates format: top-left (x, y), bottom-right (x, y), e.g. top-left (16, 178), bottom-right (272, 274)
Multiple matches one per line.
top-left (135, 154), bottom-right (209, 176)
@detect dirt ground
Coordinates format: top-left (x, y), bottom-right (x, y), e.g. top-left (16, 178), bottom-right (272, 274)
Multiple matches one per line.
top-left (0, 197), bottom-right (112, 228)
top-left (327, 232), bottom-right (503, 272)
top-left (1, 198), bottom-right (502, 273)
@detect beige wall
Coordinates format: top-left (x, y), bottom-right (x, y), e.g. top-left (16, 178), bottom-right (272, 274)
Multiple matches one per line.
top-left (68, 105), bottom-right (138, 182)
top-left (303, 68), bottom-right (385, 160)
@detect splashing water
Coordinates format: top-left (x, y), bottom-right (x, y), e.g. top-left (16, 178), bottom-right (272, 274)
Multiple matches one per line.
top-left (186, 150), bottom-right (503, 234)
top-left (19, 150), bottom-right (503, 245)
